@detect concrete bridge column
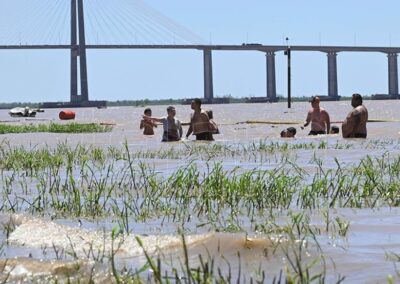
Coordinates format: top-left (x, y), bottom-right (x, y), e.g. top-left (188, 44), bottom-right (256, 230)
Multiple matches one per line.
top-left (77, 0), bottom-right (89, 102)
top-left (327, 52), bottom-right (338, 98)
top-left (70, 0), bottom-right (78, 102)
top-left (266, 52), bottom-right (277, 102)
top-left (203, 49), bottom-right (214, 102)
top-left (388, 53), bottom-right (399, 96)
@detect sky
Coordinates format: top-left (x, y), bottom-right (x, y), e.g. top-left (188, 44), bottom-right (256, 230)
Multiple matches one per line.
top-left (0, 0), bottom-right (399, 103)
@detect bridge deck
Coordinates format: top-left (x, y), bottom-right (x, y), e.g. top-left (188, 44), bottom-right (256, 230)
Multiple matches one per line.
top-left (0, 44), bottom-right (399, 53)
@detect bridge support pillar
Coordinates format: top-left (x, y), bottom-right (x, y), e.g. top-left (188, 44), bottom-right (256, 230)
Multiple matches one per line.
top-left (388, 53), bottom-right (399, 96)
top-left (70, 0), bottom-right (89, 103)
top-left (327, 52), bottom-right (339, 99)
top-left (266, 52), bottom-right (277, 102)
top-left (70, 0), bottom-right (78, 102)
top-left (77, 0), bottom-right (89, 102)
top-left (203, 49), bottom-right (214, 102)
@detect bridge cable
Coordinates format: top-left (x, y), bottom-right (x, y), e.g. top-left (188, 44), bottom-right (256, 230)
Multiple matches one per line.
top-left (109, 0), bottom-right (173, 44)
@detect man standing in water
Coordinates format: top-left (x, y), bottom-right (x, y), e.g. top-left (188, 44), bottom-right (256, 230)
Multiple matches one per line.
top-left (302, 96), bottom-right (331, 135)
top-left (142, 106), bottom-right (182, 142)
top-left (185, 98), bottom-right (214, 141)
top-left (342, 93), bottom-right (368, 138)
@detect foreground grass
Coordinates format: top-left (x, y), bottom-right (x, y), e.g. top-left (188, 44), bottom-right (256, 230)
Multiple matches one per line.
top-left (0, 141), bottom-right (399, 223)
top-left (0, 122), bottom-right (113, 134)
top-left (1, 140), bottom-right (399, 282)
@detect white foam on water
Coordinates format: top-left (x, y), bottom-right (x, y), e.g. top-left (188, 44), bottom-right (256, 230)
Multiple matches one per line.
top-left (8, 214), bottom-right (215, 258)
top-left (0, 258), bottom-right (108, 283)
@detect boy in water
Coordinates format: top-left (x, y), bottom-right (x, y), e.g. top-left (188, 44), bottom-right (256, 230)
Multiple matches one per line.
top-left (143, 106), bottom-right (182, 142)
top-left (330, 125), bottom-right (340, 134)
top-left (140, 108), bottom-right (157, 135)
top-left (280, 127), bottom-right (297, 138)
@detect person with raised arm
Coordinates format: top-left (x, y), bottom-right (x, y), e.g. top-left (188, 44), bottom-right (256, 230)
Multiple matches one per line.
top-left (142, 106), bottom-right (182, 142)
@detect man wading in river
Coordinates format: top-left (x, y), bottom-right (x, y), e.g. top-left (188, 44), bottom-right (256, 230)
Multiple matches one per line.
top-left (302, 96), bottom-right (331, 135)
top-left (342, 93), bottom-right (368, 138)
top-left (185, 98), bottom-right (214, 141)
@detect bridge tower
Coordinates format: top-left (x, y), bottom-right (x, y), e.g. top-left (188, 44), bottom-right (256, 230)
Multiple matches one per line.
top-left (203, 49), bottom-right (214, 102)
top-left (388, 53), bottom-right (399, 97)
top-left (70, 0), bottom-right (89, 103)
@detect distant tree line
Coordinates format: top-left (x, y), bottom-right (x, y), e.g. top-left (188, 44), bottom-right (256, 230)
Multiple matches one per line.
top-left (0, 95), bottom-right (364, 109)
top-left (0, 102), bottom-right (40, 109)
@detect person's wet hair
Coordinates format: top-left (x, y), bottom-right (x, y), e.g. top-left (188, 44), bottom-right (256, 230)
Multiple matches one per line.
top-left (206, 110), bottom-right (213, 119)
top-left (281, 127), bottom-right (296, 137)
top-left (309, 96), bottom-right (320, 104)
top-left (144, 108), bottom-right (152, 115)
top-left (166, 106), bottom-right (175, 112)
top-left (331, 125), bottom-right (339, 134)
top-left (287, 127), bottom-right (296, 136)
top-left (193, 98), bottom-right (202, 107)
top-left (352, 93), bottom-right (362, 104)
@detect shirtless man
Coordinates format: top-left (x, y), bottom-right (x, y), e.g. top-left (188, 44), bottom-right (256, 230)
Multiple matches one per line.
top-left (185, 98), bottom-right (214, 141)
top-left (143, 106), bottom-right (182, 142)
top-left (302, 96), bottom-right (331, 135)
top-left (342, 93), bottom-right (368, 138)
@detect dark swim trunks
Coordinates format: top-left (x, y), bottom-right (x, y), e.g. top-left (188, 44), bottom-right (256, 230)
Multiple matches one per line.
top-left (162, 131), bottom-right (180, 142)
top-left (354, 133), bottom-right (367, 138)
top-left (195, 132), bottom-right (214, 141)
top-left (308, 130), bottom-right (326, 135)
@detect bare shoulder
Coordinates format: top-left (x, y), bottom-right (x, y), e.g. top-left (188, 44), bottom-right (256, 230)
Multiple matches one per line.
top-left (354, 106), bottom-right (363, 114)
top-left (357, 105), bottom-right (368, 113)
top-left (200, 111), bottom-right (210, 120)
top-left (321, 108), bottom-right (330, 115)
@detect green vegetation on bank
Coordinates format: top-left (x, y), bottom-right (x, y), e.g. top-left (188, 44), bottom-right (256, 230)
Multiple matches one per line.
top-left (0, 122), bottom-right (113, 134)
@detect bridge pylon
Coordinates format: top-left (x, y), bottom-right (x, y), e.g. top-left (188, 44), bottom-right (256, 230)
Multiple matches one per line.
top-left (71, 0), bottom-right (89, 103)
top-left (42, 0), bottom-right (106, 108)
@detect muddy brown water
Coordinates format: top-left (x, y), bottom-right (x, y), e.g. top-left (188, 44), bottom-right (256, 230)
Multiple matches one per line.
top-left (0, 101), bottom-right (400, 283)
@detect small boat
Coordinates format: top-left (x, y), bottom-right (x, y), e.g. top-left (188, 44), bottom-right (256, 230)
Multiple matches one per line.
top-left (9, 107), bottom-right (37, 117)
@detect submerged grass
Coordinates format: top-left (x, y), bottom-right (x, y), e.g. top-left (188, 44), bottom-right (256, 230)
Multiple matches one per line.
top-left (0, 141), bottom-right (399, 227)
top-left (1, 139), bottom-right (400, 282)
top-left (0, 122), bottom-right (112, 134)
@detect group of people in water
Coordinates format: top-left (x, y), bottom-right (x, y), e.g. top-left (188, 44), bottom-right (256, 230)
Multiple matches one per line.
top-left (141, 93), bottom-right (369, 142)
top-left (141, 98), bottom-right (218, 141)
top-left (281, 93), bottom-right (368, 138)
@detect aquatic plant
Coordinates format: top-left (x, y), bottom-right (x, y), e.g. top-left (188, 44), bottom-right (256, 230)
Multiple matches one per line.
top-left (0, 122), bottom-right (112, 134)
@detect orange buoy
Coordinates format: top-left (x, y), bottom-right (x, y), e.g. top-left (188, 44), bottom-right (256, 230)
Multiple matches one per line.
top-left (59, 110), bottom-right (76, 120)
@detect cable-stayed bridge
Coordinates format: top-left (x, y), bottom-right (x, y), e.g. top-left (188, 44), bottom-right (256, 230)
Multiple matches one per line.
top-left (0, 0), bottom-right (399, 107)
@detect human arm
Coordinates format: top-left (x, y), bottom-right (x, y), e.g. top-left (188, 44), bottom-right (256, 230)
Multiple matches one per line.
top-left (323, 111), bottom-right (331, 134)
top-left (185, 114), bottom-right (193, 138)
top-left (140, 119), bottom-right (144, 129)
top-left (185, 124), bottom-right (193, 138)
top-left (142, 115), bottom-right (164, 123)
top-left (179, 122), bottom-right (183, 139)
top-left (302, 111), bottom-right (311, 129)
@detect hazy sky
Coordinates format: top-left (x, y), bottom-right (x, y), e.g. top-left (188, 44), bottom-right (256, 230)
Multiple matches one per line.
top-left (0, 0), bottom-right (399, 103)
